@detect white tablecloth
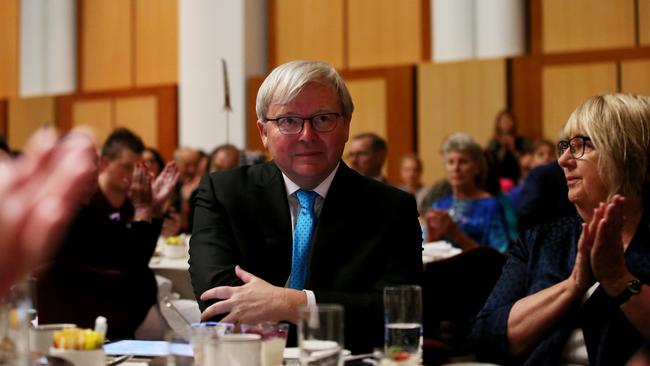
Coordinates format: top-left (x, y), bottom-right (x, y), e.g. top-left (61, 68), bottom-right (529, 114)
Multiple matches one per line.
top-left (150, 238), bottom-right (194, 299)
top-left (422, 241), bottom-right (462, 265)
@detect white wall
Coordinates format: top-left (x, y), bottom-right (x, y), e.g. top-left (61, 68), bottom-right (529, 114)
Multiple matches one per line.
top-left (179, 0), bottom-right (267, 152)
top-left (20, 0), bottom-right (76, 97)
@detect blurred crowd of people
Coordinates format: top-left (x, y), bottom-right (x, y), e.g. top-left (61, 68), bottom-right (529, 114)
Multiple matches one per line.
top-left (1, 59), bottom-right (648, 365)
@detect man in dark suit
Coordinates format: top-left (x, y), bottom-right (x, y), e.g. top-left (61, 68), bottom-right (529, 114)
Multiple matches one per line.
top-left (189, 60), bottom-right (423, 353)
top-left (347, 132), bottom-right (389, 183)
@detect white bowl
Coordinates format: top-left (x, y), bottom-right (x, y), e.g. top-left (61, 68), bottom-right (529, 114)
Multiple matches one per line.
top-left (164, 243), bottom-right (187, 258)
top-left (30, 323), bottom-right (76, 355)
top-left (49, 347), bottom-right (105, 366)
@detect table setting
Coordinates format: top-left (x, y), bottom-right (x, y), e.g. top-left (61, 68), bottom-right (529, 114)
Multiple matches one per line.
top-left (149, 235), bottom-right (194, 299)
top-left (422, 241), bottom-right (462, 264)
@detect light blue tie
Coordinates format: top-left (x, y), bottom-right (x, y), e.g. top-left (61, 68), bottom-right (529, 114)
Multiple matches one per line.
top-left (290, 189), bottom-right (318, 290)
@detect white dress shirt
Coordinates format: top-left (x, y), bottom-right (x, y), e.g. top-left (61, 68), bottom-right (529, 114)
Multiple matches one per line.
top-left (281, 164), bottom-right (338, 307)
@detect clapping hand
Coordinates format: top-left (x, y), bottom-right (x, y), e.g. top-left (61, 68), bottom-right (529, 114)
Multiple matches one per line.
top-left (152, 161), bottom-right (179, 217)
top-left (590, 195), bottom-right (632, 293)
top-left (129, 162), bottom-right (153, 214)
top-left (130, 161), bottom-right (179, 220)
top-left (0, 128), bottom-right (97, 297)
top-left (424, 208), bottom-right (454, 242)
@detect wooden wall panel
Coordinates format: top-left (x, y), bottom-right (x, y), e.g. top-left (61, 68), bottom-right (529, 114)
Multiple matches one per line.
top-left (342, 67), bottom-right (414, 182)
top-left (417, 60), bottom-right (506, 185)
top-left (640, 0), bottom-right (650, 46)
top-left (72, 99), bottom-right (113, 145)
top-left (0, 0), bottom-right (19, 99)
top-left (135, 0), bottom-right (178, 86)
top-left (271, 0), bottom-right (344, 68)
top-left (542, 62), bottom-right (617, 140)
top-left (344, 78), bottom-right (388, 172)
top-left (7, 97), bottom-right (55, 149)
top-left (246, 77), bottom-right (265, 152)
top-left (0, 100), bottom-right (6, 136)
top-left (621, 59), bottom-right (650, 95)
top-left (81, 0), bottom-right (133, 91)
top-left (347, 0), bottom-right (422, 69)
top-left (542, 0), bottom-right (635, 53)
top-left (114, 96), bottom-right (158, 148)
top-left (56, 86), bottom-right (177, 160)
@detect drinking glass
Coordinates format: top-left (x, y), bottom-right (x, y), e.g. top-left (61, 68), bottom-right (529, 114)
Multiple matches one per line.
top-left (383, 285), bottom-right (422, 361)
top-left (0, 278), bottom-right (35, 364)
top-left (241, 322), bottom-right (289, 366)
top-left (298, 305), bottom-right (344, 366)
top-left (190, 322), bottom-right (232, 366)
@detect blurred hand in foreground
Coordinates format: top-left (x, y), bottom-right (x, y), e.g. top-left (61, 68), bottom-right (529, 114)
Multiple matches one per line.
top-left (0, 128), bottom-right (97, 298)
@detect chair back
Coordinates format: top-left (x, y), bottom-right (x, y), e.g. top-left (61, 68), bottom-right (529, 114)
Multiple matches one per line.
top-left (422, 246), bottom-right (506, 341)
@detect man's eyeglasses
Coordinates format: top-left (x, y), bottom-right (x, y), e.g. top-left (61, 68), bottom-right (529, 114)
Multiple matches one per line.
top-left (557, 135), bottom-right (592, 159)
top-left (264, 113), bottom-right (341, 135)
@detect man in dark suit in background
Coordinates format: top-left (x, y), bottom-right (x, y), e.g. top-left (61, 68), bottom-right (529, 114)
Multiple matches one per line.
top-left (189, 60), bottom-right (422, 353)
top-left (347, 132), bottom-right (389, 183)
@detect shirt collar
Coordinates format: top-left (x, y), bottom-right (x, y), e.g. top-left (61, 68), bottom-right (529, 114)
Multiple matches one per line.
top-left (282, 163), bottom-right (339, 199)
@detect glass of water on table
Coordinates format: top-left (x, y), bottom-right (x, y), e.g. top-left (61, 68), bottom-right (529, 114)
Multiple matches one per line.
top-left (383, 285), bottom-right (422, 362)
top-left (298, 304), bottom-right (344, 366)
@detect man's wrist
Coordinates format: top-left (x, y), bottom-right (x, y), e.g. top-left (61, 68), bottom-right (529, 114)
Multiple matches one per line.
top-left (133, 206), bottom-right (153, 223)
top-left (281, 288), bottom-right (307, 324)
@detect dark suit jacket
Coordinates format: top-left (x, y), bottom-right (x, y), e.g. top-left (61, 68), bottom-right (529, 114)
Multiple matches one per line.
top-left (471, 214), bottom-right (650, 366)
top-left (517, 162), bottom-right (575, 233)
top-left (189, 161), bottom-right (423, 353)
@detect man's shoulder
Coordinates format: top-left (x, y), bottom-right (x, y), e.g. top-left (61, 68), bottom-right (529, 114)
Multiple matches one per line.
top-left (205, 161), bottom-right (278, 186)
top-left (334, 165), bottom-right (414, 204)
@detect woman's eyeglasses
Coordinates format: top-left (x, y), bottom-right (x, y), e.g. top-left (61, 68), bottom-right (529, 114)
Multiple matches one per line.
top-left (557, 135), bottom-right (592, 159)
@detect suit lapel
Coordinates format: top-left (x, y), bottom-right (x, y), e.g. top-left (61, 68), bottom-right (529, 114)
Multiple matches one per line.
top-left (251, 162), bottom-right (293, 281)
top-left (306, 163), bottom-right (357, 285)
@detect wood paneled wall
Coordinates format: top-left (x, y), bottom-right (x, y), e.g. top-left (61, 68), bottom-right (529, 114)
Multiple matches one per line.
top-left (640, 0), bottom-right (650, 46)
top-left (345, 78), bottom-right (387, 140)
top-left (72, 99), bottom-right (113, 142)
top-left (8, 97), bottom-right (55, 149)
top-left (57, 86), bottom-right (177, 160)
top-left (270, 0), bottom-right (345, 69)
top-left (114, 96), bottom-right (158, 147)
top-left (347, 0), bottom-right (424, 68)
top-left (269, 0), bottom-right (427, 70)
top-left (621, 60), bottom-right (650, 94)
top-left (542, 0), bottom-right (636, 53)
top-left (417, 59), bottom-right (506, 184)
top-left (512, 0), bottom-right (650, 149)
top-left (0, 0), bottom-right (19, 99)
top-left (135, 0), bottom-right (178, 86)
top-left (80, 0), bottom-right (133, 91)
top-left (542, 62), bottom-right (618, 140)
top-left (0, 100), bottom-right (6, 136)
top-left (80, 0), bottom-right (178, 92)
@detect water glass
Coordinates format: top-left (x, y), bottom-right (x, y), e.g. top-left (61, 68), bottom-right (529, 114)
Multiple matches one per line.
top-left (0, 279), bottom-right (35, 364)
top-left (298, 304), bottom-right (344, 366)
top-left (241, 322), bottom-right (289, 366)
top-left (383, 285), bottom-right (422, 360)
top-left (190, 322), bottom-right (232, 366)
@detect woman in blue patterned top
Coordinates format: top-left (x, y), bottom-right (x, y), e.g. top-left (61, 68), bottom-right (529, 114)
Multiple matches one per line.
top-left (424, 132), bottom-right (509, 252)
